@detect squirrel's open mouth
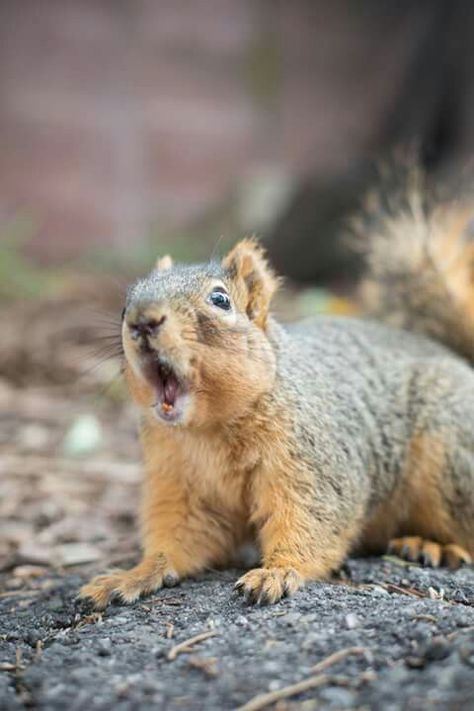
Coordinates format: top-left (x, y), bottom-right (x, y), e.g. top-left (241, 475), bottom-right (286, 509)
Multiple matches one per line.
top-left (142, 356), bottom-right (187, 424)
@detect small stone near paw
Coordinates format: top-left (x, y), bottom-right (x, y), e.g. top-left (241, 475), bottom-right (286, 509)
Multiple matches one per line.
top-left (163, 572), bottom-right (179, 587)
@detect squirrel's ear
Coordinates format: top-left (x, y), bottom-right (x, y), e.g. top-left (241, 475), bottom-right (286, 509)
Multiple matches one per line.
top-left (155, 255), bottom-right (173, 271)
top-left (222, 238), bottom-right (279, 328)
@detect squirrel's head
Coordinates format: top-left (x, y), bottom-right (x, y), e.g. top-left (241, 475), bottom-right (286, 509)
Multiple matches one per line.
top-left (122, 239), bottom-right (279, 428)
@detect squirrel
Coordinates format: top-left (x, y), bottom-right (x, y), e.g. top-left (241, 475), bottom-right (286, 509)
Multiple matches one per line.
top-left (80, 183), bottom-right (474, 609)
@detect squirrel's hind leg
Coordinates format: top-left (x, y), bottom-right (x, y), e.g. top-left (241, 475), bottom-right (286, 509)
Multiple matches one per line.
top-left (387, 536), bottom-right (472, 569)
top-left (362, 424), bottom-right (474, 569)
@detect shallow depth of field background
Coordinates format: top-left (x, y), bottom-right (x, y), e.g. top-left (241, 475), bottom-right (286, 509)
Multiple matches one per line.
top-left (1, 0), bottom-right (474, 574)
top-left (3, 1), bottom-right (474, 289)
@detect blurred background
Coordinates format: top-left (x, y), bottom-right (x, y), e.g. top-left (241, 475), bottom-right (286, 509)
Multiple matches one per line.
top-left (2, 0), bottom-right (474, 576)
top-left (3, 0), bottom-right (474, 288)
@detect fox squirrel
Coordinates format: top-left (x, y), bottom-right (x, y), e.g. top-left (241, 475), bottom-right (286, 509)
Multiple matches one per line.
top-left (80, 184), bottom-right (474, 609)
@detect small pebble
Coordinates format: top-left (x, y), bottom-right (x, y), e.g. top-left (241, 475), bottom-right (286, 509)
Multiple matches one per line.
top-left (62, 414), bottom-right (103, 457)
top-left (97, 638), bottom-right (113, 657)
top-left (422, 637), bottom-right (451, 662)
top-left (345, 613), bottom-right (360, 629)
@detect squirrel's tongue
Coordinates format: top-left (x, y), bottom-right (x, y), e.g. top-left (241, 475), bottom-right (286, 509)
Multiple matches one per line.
top-left (141, 356), bottom-right (185, 422)
top-left (151, 361), bottom-right (182, 418)
top-left (163, 373), bottom-right (179, 406)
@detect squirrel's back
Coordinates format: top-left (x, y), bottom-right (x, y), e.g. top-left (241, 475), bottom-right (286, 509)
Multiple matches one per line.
top-left (81, 197), bottom-right (474, 612)
top-left (272, 314), bottom-right (471, 430)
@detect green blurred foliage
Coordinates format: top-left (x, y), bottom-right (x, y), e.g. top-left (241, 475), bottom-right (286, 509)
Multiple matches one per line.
top-left (0, 215), bottom-right (66, 301)
top-left (79, 196), bottom-right (243, 276)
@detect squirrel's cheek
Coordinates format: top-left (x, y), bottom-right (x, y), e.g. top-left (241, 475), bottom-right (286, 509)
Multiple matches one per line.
top-left (123, 364), bottom-right (155, 408)
top-left (122, 325), bottom-right (143, 373)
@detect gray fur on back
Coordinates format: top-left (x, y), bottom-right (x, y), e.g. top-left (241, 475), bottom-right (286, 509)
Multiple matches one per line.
top-left (268, 316), bottom-right (474, 519)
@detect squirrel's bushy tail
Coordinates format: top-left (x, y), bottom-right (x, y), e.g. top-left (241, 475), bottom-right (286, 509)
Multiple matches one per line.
top-left (357, 171), bottom-right (474, 364)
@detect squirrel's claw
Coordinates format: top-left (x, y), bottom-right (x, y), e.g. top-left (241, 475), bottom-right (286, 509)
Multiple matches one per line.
top-left (79, 560), bottom-right (180, 609)
top-left (234, 567), bottom-right (303, 605)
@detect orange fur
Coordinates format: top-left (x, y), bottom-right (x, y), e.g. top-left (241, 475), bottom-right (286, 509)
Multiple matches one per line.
top-left (80, 239), bottom-right (413, 608)
top-left (249, 448), bottom-right (363, 581)
top-left (80, 235), bottom-right (474, 609)
top-left (435, 208), bottom-right (474, 326)
top-left (360, 192), bottom-right (474, 363)
top-left (388, 537), bottom-right (471, 569)
top-left (222, 238), bottom-right (280, 329)
top-left (361, 432), bottom-right (473, 564)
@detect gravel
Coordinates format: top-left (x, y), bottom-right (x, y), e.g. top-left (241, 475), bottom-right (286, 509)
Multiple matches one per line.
top-left (1, 558), bottom-right (473, 710)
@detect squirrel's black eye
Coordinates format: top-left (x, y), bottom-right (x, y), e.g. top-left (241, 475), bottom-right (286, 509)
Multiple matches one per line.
top-left (121, 307), bottom-right (126, 321)
top-left (208, 287), bottom-right (231, 311)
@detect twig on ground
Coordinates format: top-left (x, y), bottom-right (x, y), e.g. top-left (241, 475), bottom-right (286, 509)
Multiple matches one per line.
top-left (382, 583), bottom-right (426, 598)
top-left (1, 648), bottom-right (26, 673)
top-left (413, 614), bottom-right (437, 623)
top-left (35, 640), bottom-right (44, 660)
top-left (237, 645), bottom-right (370, 710)
top-left (446, 625), bottom-right (474, 640)
top-left (15, 649), bottom-right (23, 670)
top-left (188, 655), bottom-right (219, 677)
top-left (236, 674), bottom-right (329, 711)
top-left (382, 555), bottom-right (419, 568)
top-left (165, 622), bottom-right (174, 639)
top-left (0, 663), bottom-right (16, 672)
top-left (310, 646), bottom-right (369, 674)
top-left (0, 590), bottom-right (41, 600)
top-left (167, 630), bottom-right (218, 661)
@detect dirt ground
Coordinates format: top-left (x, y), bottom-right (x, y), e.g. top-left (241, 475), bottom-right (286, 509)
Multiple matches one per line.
top-left (1, 292), bottom-right (474, 710)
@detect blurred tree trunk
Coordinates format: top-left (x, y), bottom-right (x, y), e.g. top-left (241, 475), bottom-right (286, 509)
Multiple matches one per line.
top-left (268, 0), bottom-right (474, 284)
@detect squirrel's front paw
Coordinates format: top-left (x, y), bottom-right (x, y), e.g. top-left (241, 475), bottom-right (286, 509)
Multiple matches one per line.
top-left (234, 567), bottom-right (303, 604)
top-left (79, 556), bottom-right (179, 609)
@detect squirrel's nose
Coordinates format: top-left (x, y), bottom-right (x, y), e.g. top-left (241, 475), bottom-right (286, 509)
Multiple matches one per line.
top-left (128, 314), bottom-right (166, 341)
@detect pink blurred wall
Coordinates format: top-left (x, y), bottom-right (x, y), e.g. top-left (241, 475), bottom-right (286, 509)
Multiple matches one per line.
top-left (0, 1), bottom-right (416, 262)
